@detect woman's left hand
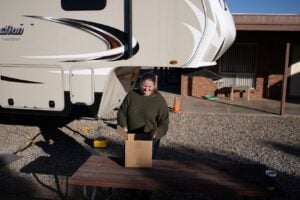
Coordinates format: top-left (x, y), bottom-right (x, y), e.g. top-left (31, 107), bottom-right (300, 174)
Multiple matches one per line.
top-left (150, 129), bottom-right (157, 139)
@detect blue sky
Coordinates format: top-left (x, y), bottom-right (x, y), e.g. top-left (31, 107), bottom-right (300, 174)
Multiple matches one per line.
top-left (227, 0), bottom-right (300, 14)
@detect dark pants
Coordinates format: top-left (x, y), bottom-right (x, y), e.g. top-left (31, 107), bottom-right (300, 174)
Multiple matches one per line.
top-left (152, 138), bottom-right (160, 159)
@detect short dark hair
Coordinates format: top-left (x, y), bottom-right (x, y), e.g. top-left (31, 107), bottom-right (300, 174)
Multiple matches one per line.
top-left (141, 72), bottom-right (156, 84)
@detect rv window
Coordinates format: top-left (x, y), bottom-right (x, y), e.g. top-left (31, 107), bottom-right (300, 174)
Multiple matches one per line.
top-left (61, 0), bottom-right (106, 11)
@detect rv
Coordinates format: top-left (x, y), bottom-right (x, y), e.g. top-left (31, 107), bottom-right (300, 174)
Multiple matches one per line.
top-left (0, 0), bottom-right (236, 118)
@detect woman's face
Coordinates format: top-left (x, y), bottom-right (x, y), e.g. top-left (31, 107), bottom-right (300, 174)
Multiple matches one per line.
top-left (140, 79), bottom-right (155, 96)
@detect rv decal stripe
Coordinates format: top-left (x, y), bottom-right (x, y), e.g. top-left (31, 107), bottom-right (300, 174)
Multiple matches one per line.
top-left (1, 76), bottom-right (43, 84)
top-left (24, 16), bottom-right (139, 62)
top-left (53, 18), bottom-right (123, 49)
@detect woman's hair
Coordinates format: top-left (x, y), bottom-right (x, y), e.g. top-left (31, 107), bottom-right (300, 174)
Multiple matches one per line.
top-left (141, 72), bottom-right (156, 84)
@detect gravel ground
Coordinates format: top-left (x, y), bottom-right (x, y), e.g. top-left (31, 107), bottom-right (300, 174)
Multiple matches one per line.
top-left (0, 109), bottom-right (299, 200)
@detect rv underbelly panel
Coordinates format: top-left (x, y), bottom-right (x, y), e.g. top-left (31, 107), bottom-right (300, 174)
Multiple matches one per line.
top-left (0, 66), bottom-right (64, 111)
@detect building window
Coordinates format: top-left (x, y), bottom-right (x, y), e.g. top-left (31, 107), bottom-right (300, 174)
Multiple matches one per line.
top-left (219, 43), bottom-right (257, 74)
top-left (218, 43), bottom-right (257, 88)
top-left (61, 0), bottom-right (106, 11)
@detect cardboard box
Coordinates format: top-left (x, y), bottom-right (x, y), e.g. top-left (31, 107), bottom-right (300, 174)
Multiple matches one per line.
top-left (117, 126), bottom-right (153, 168)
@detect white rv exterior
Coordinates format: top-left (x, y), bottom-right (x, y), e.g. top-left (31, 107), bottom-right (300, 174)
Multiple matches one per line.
top-left (0, 0), bottom-right (236, 118)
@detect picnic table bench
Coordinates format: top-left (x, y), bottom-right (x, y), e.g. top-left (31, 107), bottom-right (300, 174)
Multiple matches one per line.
top-left (69, 156), bottom-right (282, 200)
top-left (230, 85), bottom-right (250, 101)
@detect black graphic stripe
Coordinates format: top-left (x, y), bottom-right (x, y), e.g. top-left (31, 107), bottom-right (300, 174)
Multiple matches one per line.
top-left (72, 19), bottom-right (127, 44)
top-left (53, 18), bottom-right (123, 49)
top-left (24, 16), bottom-right (139, 62)
top-left (1, 76), bottom-right (43, 84)
top-left (114, 43), bottom-right (140, 61)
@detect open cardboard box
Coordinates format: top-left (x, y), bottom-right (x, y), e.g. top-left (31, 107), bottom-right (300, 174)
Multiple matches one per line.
top-left (117, 126), bottom-right (153, 168)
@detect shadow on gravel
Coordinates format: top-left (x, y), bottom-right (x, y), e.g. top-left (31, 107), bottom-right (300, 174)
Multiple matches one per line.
top-left (261, 141), bottom-right (300, 200)
top-left (0, 114), bottom-right (76, 129)
top-left (0, 158), bottom-right (37, 199)
top-left (266, 141), bottom-right (300, 158)
top-left (0, 115), bottom-right (92, 200)
top-left (0, 114), bottom-right (124, 200)
top-left (0, 154), bottom-right (21, 168)
top-left (0, 114), bottom-right (91, 175)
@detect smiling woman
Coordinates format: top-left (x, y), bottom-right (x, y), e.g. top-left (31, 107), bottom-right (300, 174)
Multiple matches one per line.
top-left (117, 72), bottom-right (169, 157)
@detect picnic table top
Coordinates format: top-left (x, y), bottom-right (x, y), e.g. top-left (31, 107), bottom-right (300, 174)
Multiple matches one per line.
top-left (69, 155), bottom-right (282, 197)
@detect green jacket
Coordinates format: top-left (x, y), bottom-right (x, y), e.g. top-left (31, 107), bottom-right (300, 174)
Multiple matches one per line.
top-left (117, 90), bottom-right (169, 139)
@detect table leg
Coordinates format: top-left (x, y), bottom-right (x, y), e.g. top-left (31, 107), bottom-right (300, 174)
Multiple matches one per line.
top-left (246, 89), bottom-right (250, 101)
top-left (83, 186), bottom-right (97, 200)
top-left (91, 187), bottom-right (97, 200)
top-left (104, 188), bottom-right (113, 200)
top-left (83, 186), bottom-right (87, 199)
top-left (83, 186), bottom-right (113, 200)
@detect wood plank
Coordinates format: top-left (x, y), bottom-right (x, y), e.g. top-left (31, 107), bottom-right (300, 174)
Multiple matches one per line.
top-left (77, 157), bottom-right (266, 175)
top-left (71, 156), bottom-right (268, 185)
top-left (73, 162), bottom-right (270, 190)
top-left (69, 156), bottom-right (281, 197)
top-left (70, 173), bottom-right (272, 196)
top-left (73, 167), bottom-right (269, 190)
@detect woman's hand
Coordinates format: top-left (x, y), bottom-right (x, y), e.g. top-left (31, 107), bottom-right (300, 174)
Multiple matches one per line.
top-left (123, 127), bottom-right (128, 133)
top-left (150, 129), bottom-right (157, 139)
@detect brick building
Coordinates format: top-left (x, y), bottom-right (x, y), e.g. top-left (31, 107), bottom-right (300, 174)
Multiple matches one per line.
top-left (181, 14), bottom-right (300, 101)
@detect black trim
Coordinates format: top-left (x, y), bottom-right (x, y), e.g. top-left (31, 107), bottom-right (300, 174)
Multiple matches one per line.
top-left (1, 75), bottom-right (43, 84)
top-left (115, 43), bottom-right (139, 61)
top-left (95, 53), bottom-right (124, 61)
top-left (125, 0), bottom-right (133, 58)
top-left (212, 39), bottom-right (225, 61)
top-left (61, 0), bottom-right (106, 11)
top-left (0, 92), bottom-right (102, 118)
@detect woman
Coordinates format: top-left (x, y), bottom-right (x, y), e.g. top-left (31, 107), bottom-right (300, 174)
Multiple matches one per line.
top-left (117, 72), bottom-right (169, 157)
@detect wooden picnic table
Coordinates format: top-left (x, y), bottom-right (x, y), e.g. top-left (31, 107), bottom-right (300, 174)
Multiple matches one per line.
top-left (230, 85), bottom-right (250, 101)
top-left (69, 156), bottom-right (282, 199)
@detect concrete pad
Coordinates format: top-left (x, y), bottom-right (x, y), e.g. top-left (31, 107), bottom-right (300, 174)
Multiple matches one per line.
top-left (161, 91), bottom-right (300, 116)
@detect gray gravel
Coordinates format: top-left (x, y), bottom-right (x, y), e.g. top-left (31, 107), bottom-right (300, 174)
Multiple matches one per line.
top-left (0, 110), bottom-right (299, 200)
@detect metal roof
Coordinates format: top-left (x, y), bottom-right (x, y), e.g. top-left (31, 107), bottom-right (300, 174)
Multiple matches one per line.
top-left (233, 14), bottom-right (300, 31)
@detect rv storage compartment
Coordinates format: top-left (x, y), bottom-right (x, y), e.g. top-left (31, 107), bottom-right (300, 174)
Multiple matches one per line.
top-left (70, 67), bottom-right (94, 105)
top-left (0, 66), bottom-right (64, 111)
